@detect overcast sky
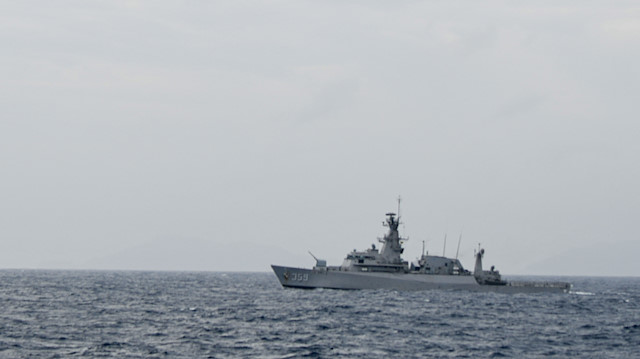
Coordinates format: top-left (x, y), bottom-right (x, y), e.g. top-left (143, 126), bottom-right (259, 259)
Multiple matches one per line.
top-left (1, 1), bottom-right (638, 276)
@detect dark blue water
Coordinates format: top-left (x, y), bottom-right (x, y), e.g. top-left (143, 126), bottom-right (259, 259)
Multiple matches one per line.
top-left (1, 271), bottom-right (639, 358)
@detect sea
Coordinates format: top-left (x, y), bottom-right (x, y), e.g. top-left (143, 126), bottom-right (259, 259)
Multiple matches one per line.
top-left (0, 270), bottom-right (638, 358)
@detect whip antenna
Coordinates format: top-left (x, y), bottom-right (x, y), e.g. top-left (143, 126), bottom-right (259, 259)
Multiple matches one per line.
top-left (455, 233), bottom-right (462, 259)
top-left (442, 234), bottom-right (447, 256)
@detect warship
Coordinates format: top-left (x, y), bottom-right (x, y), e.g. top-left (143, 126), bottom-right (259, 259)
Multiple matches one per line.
top-left (271, 208), bottom-right (571, 293)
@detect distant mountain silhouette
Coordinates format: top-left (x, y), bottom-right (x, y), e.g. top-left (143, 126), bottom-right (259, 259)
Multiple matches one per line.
top-left (84, 237), bottom-right (307, 272)
top-left (82, 238), bottom-right (640, 276)
top-left (522, 240), bottom-right (640, 276)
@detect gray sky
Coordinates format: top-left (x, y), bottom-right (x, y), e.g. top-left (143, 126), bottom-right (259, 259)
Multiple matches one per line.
top-left (1, 1), bottom-right (639, 276)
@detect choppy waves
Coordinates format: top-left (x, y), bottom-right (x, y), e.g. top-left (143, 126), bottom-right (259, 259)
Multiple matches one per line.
top-left (1, 271), bottom-right (639, 358)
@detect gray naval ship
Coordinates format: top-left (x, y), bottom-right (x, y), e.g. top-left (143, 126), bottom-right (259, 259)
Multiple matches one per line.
top-left (271, 211), bottom-right (571, 293)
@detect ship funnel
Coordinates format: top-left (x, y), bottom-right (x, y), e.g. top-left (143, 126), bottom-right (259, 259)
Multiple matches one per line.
top-left (474, 248), bottom-right (484, 278)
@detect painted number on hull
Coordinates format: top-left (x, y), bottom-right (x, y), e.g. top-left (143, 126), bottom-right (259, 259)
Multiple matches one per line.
top-left (286, 272), bottom-right (308, 281)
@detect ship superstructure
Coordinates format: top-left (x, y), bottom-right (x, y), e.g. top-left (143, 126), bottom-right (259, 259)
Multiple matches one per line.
top-left (271, 207), bottom-right (571, 293)
top-left (340, 212), bottom-right (407, 273)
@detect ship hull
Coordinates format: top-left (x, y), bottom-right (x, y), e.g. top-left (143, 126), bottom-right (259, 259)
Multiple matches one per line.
top-left (271, 265), bottom-right (570, 294)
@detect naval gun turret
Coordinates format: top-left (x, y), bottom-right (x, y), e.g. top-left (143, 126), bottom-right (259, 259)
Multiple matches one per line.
top-left (308, 251), bottom-right (327, 270)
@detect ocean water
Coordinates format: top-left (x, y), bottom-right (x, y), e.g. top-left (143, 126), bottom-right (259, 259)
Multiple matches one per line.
top-left (0, 271), bottom-right (638, 358)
